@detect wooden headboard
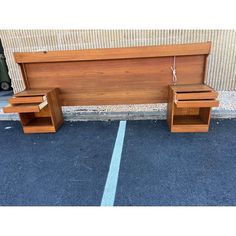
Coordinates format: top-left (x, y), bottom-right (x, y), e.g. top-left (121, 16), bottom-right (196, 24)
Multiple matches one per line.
top-left (14, 42), bottom-right (211, 106)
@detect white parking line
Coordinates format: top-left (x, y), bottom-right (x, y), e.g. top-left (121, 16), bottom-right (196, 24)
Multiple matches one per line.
top-left (101, 121), bottom-right (127, 206)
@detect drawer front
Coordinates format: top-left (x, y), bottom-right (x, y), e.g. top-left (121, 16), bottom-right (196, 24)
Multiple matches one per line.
top-left (175, 100), bottom-right (219, 108)
top-left (171, 84), bottom-right (213, 92)
top-left (3, 100), bottom-right (48, 113)
top-left (14, 89), bottom-right (51, 97)
top-left (9, 95), bottom-right (47, 105)
top-left (175, 91), bottom-right (218, 100)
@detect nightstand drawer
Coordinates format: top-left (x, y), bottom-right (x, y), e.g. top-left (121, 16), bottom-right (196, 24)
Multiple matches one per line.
top-left (3, 100), bottom-right (48, 113)
top-left (175, 100), bottom-right (219, 108)
top-left (175, 91), bottom-right (218, 100)
top-left (9, 95), bottom-right (47, 105)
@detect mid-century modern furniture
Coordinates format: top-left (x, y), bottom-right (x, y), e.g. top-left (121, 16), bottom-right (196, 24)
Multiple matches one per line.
top-left (3, 42), bottom-right (219, 133)
top-left (167, 84), bottom-right (219, 132)
top-left (3, 88), bottom-right (64, 133)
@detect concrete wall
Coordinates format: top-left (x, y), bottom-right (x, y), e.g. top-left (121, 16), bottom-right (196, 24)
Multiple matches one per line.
top-left (0, 30), bottom-right (236, 93)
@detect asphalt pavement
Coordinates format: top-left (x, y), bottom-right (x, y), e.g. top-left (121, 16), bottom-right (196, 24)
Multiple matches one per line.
top-left (0, 119), bottom-right (236, 206)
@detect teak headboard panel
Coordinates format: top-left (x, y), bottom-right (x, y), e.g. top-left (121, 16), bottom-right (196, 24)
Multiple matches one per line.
top-left (14, 42), bottom-right (211, 106)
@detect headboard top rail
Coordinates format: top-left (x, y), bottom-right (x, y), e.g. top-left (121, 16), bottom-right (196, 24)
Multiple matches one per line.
top-left (14, 42), bottom-right (211, 63)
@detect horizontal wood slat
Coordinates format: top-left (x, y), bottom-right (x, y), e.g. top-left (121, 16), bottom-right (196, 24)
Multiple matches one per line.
top-left (175, 91), bottom-right (218, 100)
top-left (170, 125), bottom-right (209, 132)
top-left (175, 100), bottom-right (219, 108)
top-left (14, 89), bottom-right (52, 97)
top-left (9, 95), bottom-right (46, 104)
top-left (14, 42), bottom-right (211, 63)
top-left (3, 100), bottom-right (48, 113)
top-left (171, 84), bottom-right (213, 92)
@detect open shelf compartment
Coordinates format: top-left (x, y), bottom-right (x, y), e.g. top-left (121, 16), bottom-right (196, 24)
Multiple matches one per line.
top-left (19, 105), bottom-right (56, 133)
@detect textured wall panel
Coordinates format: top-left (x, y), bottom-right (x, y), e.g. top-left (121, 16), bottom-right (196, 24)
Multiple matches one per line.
top-left (0, 30), bottom-right (235, 93)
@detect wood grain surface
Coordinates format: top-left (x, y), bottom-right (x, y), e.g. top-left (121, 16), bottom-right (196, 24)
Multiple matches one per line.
top-left (15, 43), bottom-right (211, 106)
top-left (14, 42), bottom-right (211, 63)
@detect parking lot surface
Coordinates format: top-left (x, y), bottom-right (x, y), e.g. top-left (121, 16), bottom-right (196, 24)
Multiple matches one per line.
top-left (0, 119), bottom-right (236, 206)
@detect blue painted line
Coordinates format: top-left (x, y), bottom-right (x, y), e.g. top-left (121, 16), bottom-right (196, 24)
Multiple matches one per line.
top-left (0, 101), bottom-right (8, 108)
top-left (101, 120), bottom-right (127, 206)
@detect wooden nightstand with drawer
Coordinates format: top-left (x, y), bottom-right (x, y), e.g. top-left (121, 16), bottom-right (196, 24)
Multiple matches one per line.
top-left (167, 84), bottom-right (219, 132)
top-left (3, 88), bottom-right (64, 133)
